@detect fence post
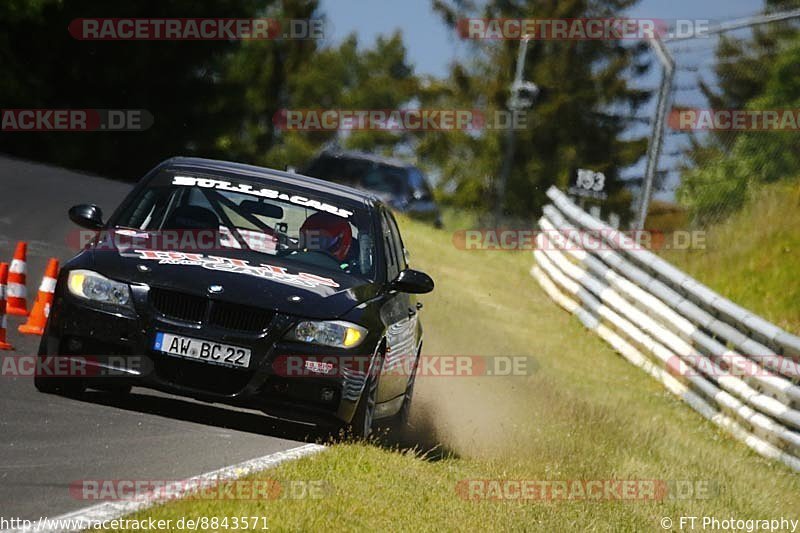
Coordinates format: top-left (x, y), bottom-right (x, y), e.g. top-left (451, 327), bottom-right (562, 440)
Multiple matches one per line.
top-left (636, 34), bottom-right (674, 232)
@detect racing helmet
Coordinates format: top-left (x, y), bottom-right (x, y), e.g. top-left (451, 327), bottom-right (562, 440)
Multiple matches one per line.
top-left (299, 212), bottom-right (353, 261)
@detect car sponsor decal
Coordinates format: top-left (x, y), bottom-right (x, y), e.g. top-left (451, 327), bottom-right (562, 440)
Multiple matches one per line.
top-left (172, 175), bottom-right (354, 219)
top-left (304, 360), bottom-right (335, 375)
top-left (131, 250), bottom-right (340, 288)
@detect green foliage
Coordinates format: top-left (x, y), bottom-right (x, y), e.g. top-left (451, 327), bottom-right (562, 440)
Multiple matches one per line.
top-left (0, 0), bottom-right (269, 179)
top-left (257, 31), bottom-right (420, 168)
top-left (0, 0), bottom-right (419, 180)
top-left (2, 0), bottom-right (655, 224)
top-left (1, 0), bottom-right (701, 229)
top-left (678, 36), bottom-right (800, 225)
top-left (665, 180), bottom-right (800, 333)
top-left (423, 0), bottom-right (651, 218)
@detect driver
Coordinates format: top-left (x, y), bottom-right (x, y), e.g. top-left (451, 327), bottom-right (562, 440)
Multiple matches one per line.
top-left (299, 212), bottom-right (353, 261)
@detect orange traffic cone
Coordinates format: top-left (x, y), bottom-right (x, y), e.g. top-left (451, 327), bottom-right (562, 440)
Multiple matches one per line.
top-left (7, 241), bottom-right (29, 316)
top-left (19, 258), bottom-right (59, 336)
top-left (0, 262), bottom-right (13, 350)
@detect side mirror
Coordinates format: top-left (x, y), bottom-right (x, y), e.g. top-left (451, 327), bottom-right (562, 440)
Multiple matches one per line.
top-left (390, 269), bottom-right (434, 294)
top-left (69, 204), bottom-right (104, 230)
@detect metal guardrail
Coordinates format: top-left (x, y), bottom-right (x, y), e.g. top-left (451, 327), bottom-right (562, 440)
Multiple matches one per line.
top-left (532, 186), bottom-right (800, 472)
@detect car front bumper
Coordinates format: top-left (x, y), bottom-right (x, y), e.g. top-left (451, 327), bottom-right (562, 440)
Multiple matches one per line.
top-left (39, 288), bottom-right (374, 426)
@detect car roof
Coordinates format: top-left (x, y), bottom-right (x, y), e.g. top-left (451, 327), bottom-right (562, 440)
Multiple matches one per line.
top-left (312, 149), bottom-right (417, 169)
top-left (160, 156), bottom-right (383, 208)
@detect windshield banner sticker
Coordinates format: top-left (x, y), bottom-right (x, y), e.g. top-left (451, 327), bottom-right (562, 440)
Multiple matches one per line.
top-left (172, 175), bottom-right (354, 219)
top-left (131, 250), bottom-right (340, 288)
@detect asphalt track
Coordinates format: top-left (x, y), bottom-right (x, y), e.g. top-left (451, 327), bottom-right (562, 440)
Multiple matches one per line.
top-left (0, 156), bottom-right (318, 521)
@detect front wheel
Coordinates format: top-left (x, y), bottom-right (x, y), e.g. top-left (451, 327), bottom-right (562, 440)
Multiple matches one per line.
top-left (348, 352), bottom-right (384, 439)
top-left (384, 353), bottom-right (419, 435)
top-left (91, 383), bottom-right (133, 396)
top-left (34, 376), bottom-right (85, 396)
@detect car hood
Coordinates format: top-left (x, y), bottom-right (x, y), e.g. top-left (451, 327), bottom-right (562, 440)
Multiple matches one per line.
top-left (83, 243), bottom-right (379, 320)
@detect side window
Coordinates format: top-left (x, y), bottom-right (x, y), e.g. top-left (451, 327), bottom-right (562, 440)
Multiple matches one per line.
top-left (385, 211), bottom-right (408, 271)
top-left (381, 210), bottom-right (400, 282)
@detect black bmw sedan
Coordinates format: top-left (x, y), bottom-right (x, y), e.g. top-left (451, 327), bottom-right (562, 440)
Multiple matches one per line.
top-left (35, 157), bottom-right (434, 438)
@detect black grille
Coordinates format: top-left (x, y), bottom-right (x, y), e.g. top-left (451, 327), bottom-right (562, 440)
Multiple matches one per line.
top-left (150, 288), bottom-right (206, 323)
top-left (149, 288), bottom-right (274, 332)
top-left (209, 300), bottom-right (274, 332)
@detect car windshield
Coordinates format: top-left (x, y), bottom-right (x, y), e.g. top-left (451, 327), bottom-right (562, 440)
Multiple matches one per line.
top-left (111, 172), bottom-right (376, 279)
top-left (361, 166), bottom-right (408, 196)
top-left (305, 157), bottom-right (410, 197)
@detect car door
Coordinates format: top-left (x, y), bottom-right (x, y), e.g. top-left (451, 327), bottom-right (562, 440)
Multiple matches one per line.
top-left (376, 208), bottom-right (418, 401)
top-left (385, 211), bottom-right (422, 368)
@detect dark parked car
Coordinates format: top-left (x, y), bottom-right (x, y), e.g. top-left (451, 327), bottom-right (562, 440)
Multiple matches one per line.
top-left (302, 150), bottom-right (443, 227)
top-left (35, 157), bottom-right (434, 438)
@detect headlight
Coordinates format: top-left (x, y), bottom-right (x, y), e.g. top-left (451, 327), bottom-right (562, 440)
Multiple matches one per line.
top-left (285, 320), bottom-right (367, 349)
top-left (67, 269), bottom-right (132, 307)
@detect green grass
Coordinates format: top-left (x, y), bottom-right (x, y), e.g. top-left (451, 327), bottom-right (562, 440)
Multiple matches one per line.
top-left (660, 180), bottom-right (800, 334)
top-left (103, 211), bottom-right (800, 532)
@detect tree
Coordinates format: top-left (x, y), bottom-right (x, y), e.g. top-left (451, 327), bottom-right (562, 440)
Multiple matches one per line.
top-left (423, 0), bottom-right (651, 219)
top-left (0, 0), bottom-right (270, 179)
top-left (256, 30), bottom-right (420, 168)
top-left (677, 2), bottom-right (800, 224)
top-left (693, 0), bottom-right (800, 151)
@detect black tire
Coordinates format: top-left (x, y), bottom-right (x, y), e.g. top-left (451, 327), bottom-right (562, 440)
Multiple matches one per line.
top-left (34, 351), bottom-right (86, 395)
top-left (384, 352), bottom-right (419, 434)
top-left (348, 351), bottom-right (385, 439)
top-left (91, 383), bottom-right (133, 396)
top-left (34, 376), bottom-right (85, 396)
top-left (33, 375), bottom-right (59, 394)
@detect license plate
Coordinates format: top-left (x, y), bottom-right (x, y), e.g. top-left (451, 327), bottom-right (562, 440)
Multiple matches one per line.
top-left (153, 332), bottom-right (251, 369)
